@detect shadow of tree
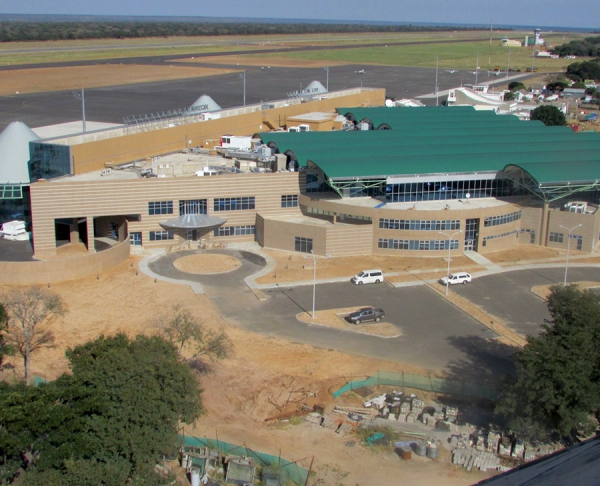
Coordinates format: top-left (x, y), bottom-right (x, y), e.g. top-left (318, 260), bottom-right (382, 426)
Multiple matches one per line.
top-left (437, 335), bottom-right (518, 428)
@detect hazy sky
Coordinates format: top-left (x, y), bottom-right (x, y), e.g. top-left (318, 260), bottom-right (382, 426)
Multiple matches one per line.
top-left (0, 0), bottom-right (597, 29)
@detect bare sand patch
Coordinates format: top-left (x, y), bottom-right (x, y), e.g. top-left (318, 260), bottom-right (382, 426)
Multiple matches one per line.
top-left (0, 64), bottom-right (231, 95)
top-left (173, 253), bottom-right (241, 274)
top-left (256, 249), bottom-right (482, 285)
top-left (531, 281), bottom-right (600, 300)
top-left (485, 245), bottom-right (564, 264)
top-left (296, 307), bottom-right (401, 337)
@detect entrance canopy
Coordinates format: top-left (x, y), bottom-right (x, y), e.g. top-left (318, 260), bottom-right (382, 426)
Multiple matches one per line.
top-left (159, 214), bottom-right (227, 230)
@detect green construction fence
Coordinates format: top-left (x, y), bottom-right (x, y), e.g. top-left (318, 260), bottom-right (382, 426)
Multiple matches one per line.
top-left (332, 371), bottom-right (498, 401)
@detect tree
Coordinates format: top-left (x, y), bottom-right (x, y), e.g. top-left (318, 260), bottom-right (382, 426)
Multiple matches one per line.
top-left (530, 105), bottom-right (567, 126)
top-left (2, 287), bottom-right (66, 385)
top-left (503, 91), bottom-right (515, 101)
top-left (0, 303), bottom-right (10, 370)
top-left (495, 286), bottom-right (600, 442)
top-left (155, 305), bottom-right (232, 371)
top-left (508, 81), bottom-right (526, 92)
top-left (0, 333), bottom-right (202, 483)
top-left (546, 81), bottom-right (569, 92)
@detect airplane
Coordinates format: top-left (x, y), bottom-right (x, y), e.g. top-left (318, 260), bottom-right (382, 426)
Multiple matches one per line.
top-left (446, 70), bottom-right (458, 74)
top-left (355, 69), bottom-right (365, 74)
top-left (488, 70), bottom-right (506, 76)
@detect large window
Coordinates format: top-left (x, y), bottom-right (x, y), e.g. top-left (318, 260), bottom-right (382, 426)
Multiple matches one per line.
top-left (149, 230), bottom-right (174, 241)
top-left (148, 201), bottom-right (173, 215)
top-left (377, 239), bottom-right (459, 250)
top-left (379, 219), bottom-right (460, 231)
top-left (295, 237), bottom-right (313, 253)
top-left (214, 197), bottom-right (255, 211)
top-left (549, 232), bottom-right (564, 243)
top-left (214, 225), bottom-right (255, 237)
top-left (281, 195), bottom-right (299, 208)
top-left (385, 178), bottom-right (516, 202)
top-left (484, 211), bottom-right (521, 227)
top-left (179, 199), bottom-right (207, 215)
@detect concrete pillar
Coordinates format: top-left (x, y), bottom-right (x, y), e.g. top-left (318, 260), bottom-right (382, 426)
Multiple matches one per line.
top-left (69, 218), bottom-right (79, 243)
top-left (86, 216), bottom-right (95, 253)
top-left (539, 201), bottom-right (549, 246)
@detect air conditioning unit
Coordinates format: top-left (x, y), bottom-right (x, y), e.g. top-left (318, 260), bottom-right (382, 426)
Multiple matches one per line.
top-left (100, 169), bottom-right (112, 176)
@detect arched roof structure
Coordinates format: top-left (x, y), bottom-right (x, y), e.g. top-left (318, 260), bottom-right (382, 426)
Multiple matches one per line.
top-left (260, 107), bottom-right (600, 201)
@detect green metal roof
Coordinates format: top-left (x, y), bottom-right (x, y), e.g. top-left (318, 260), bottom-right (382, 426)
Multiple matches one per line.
top-left (258, 108), bottom-right (600, 193)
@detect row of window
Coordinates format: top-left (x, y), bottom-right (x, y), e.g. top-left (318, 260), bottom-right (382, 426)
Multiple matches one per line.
top-left (149, 230), bottom-right (174, 241)
top-left (214, 197), bottom-right (255, 211)
top-left (484, 211), bottom-right (522, 227)
top-left (377, 239), bottom-right (460, 251)
top-left (482, 230), bottom-right (519, 246)
top-left (379, 219), bottom-right (460, 231)
top-left (149, 196), bottom-right (262, 215)
top-left (549, 232), bottom-right (564, 243)
top-left (214, 225), bottom-right (256, 237)
top-left (302, 206), bottom-right (372, 222)
top-left (385, 178), bottom-right (517, 202)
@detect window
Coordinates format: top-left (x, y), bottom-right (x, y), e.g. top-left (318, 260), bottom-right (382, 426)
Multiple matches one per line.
top-left (148, 201), bottom-right (173, 215)
top-left (570, 234), bottom-right (583, 251)
top-left (549, 232), bottom-right (564, 243)
top-left (377, 239), bottom-right (458, 250)
top-left (281, 195), bottom-right (299, 208)
top-left (179, 199), bottom-right (207, 215)
top-left (483, 230), bottom-right (520, 246)
top-left (521, 228), bottom-right (536, 244)
top-left (129, 232), bottom-right (142, 246)
top-left (379, 219), bottom-right (459, 231)
top-left (214, 225), bottom-right (255, 237)
top-left (484, 211), bottom-right (522, 227)
top-left (149, 230), bottom-right (174, 241)
top-left (295, 237), bottom-right (313, 253)
top-left (214, 197), bottom-right (255, 211)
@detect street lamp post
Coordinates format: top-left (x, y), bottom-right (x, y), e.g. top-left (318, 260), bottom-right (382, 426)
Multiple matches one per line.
top-left (304, 250), bottom-right (330, 318)
top-left (439, 230), bottom-right (463, 295)
top-left (72, 88), bottom-right (86, 133)
top-left (559, 224), bottom-right (582, 285)
top-left (239, 72), bottom-right (246, 106)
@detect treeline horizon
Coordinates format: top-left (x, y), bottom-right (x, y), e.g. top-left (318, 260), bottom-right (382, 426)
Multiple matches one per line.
top-left (0, 21), bottom-right (491, 42)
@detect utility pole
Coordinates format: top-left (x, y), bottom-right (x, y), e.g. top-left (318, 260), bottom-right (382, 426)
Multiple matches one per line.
top-left (72, 88), bottom-right (86, 133)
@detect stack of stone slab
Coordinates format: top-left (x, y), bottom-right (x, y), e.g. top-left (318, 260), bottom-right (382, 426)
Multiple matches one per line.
top-left (452, 448), bottom-right (501, 472)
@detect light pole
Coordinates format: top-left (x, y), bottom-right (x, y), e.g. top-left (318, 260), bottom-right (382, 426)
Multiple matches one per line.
top-left (559, 224), bottom-right (582, 285)
top-left (304, 250), bottom-right (330, 318)
top-left (439, 230), bottom-right (463, 295)
top-left (72, 88), bottom-right (86, 133)
top-left (239, 72), bottom-right (246, 106)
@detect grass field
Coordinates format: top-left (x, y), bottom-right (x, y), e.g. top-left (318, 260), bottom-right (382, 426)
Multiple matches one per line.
top-left (0, 30), bottom-right (588, 71)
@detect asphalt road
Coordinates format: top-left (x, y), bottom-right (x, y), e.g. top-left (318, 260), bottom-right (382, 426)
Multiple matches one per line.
top-left (451, 266), bottom-right (600, 336)
top-left (149, 249), bottom-right (513, 380)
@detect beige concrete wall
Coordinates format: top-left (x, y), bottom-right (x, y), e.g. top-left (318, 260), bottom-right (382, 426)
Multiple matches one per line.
top-left (261, 218), bottom-right (328, 255)
top-left (520, 206), bottom-right (543, 245)
top-left (546, 208), bottom-right (599, 252)
top-left (30, 172), bottom-right (303, 255)
top-left (0, 238), bottom-right (130, 286)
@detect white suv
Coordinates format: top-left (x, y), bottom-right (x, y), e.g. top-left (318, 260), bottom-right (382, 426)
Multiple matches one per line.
top-left (440, 272), bottom-right (472, 285)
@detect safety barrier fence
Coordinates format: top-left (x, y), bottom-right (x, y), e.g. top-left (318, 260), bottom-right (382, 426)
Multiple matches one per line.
top-left (332, 371), bottom-right (499, 401)
top-left (180, 434), bottom-right (309, 485)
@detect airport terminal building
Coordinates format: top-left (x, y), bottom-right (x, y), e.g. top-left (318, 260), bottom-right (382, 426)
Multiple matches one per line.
top-left (7, 88), bottom-right (600, 281)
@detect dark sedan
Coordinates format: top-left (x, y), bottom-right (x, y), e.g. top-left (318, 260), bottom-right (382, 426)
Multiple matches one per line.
top-left (345, 307), bottom-right (385, 324)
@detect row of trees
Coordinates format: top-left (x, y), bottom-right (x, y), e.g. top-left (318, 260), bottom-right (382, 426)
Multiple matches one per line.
top-left (0, 21), bottom-right (484, 42)
top-left (0, 287), bottom-right (232, 483)
top-left (552, 36), bottom-right (600, 57)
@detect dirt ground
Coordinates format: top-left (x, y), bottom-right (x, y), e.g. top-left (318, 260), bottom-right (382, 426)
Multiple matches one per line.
top-left (0, 64), bottom-right (235, 96)
top-left (1, 251), bottom-right (500, 485)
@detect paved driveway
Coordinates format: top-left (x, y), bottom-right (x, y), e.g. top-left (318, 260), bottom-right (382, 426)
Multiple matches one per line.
top-left (451, 266), bottom-right (600, 337)
top-left (148, 249), bottom-right (512, 378)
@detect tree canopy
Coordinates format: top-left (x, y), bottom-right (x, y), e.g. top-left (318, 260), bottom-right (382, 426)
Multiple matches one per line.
top-left (0, 333), bottom-right (202, 484)
top-left (530, 105), bottom-right (567, 126)
top-left (566, 59), bottom-right (600, 82)
top-left (495, 286), bottom-right (600, 443)
top-left (552, 36), bottom-right (600, 57)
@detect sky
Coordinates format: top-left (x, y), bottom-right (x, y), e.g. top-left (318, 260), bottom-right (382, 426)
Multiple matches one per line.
top-left (0, 0), bottom-right (598, 30)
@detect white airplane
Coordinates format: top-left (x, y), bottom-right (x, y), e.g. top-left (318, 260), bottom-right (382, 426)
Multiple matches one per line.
top-left (355, 69), bottom-right (365, 74)
top-left (488, 70), bottom-right (506, 76)
top-left (446, 69), bottom-right (458, 74)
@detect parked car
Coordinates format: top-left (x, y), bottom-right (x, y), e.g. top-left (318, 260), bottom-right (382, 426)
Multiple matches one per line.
top-left (439, 272), bottom-right (472, 285)
top-left (351, 269), bottom-right (384, 285)
top-left (345, 307), bottom-right (385, 324)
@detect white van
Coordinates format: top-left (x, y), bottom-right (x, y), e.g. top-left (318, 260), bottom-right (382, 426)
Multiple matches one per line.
top-left (351, 269), bottom-right (384, 285)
